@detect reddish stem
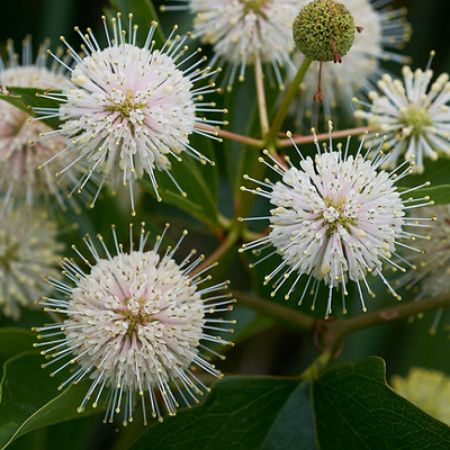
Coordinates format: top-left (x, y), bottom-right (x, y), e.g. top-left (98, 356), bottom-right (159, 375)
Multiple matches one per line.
top-left (278, 127), bottom-right (370, 148)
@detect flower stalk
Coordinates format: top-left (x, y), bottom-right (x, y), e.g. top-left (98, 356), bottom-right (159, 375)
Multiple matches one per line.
top-left (254, 53), bottom-right (270, 136)
top-left (264, 57), bottom-right (313, 147)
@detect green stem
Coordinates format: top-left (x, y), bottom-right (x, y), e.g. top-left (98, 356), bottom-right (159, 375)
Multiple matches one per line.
top-left (233, 290), bottom-right (315, 331)
top-left (265, 57), bottom-right (313, 147)
top-left (241, 226), bottom-right (268, 243)
top-left (218, 213), bottom-right (233, 230)
top-left (299, 352), bottom-right (332, 381)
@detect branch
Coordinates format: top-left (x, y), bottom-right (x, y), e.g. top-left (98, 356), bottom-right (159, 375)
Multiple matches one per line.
top-left (234, 290), bottom-right (450, 349)
top-left (328, 296), bottom-right (450, 344)
top-left (233, 290), bottom-right (315, 332)
top-left (277, 126), bottom-right (370, 147)
top-left (195, 123), bottom-right (262, 148)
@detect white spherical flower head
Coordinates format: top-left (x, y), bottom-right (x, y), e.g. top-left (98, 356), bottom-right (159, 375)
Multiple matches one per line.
top-left (293, 0), bottom-right (411, 125)
top-left (36, 224), bottom-right (235, 424)
top-left (44, 15), bottom-right (224, 214)
top-left (162, 0), bottom-right (299, 89)
top-left (0, 39), bottom-right (74, 208)
top-left (355, 56), bottom-right (450, 173)
top-left (0, 206), bottom-right (62, 320)
top-left (241, 126), bottom-right (432, 318)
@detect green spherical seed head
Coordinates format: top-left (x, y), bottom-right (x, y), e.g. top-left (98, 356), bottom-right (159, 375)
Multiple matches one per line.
top-left (293, 0), bottom-right (356, 62)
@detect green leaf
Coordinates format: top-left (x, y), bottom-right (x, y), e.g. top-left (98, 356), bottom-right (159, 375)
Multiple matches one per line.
top-left (401, 158), bottom-right (450, 188)
top-left (131, 357), bottom-right (450, 450)
top-left (190, 134), bottom-right (219, 207)
top-left (0, 352), bottom-right (102, 449)
top-left (0, 86), bottom-right (62, 129)
top-left (130, 376), bottom-right (313, 450)
top-left (414, 184), bottom-right (450, 205)
top-left (0, 329), bottom-right (34, 369)
top-left (109, 0), bottom-right (166, 47)
top-left (141, 154), bottom-right (220, 228)
top-left (262, 382), bottom-right (315, 450)
top-left (313, 357), bottom-right (450, 450)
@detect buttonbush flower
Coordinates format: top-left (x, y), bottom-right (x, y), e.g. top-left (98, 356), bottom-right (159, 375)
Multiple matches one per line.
top-left (42, 15), bottom-right (225, 215)
top-left (398, 204), bottom-right (449, 334)
top-left (36, 224), bottom-right (235, 424)
top-left (0, 38), bottom-right (75, 208)
top-left (162, 0), bottom-right (299, 89)
top-left (392, 368), bottom-right (450, 425)
top-left (355, 57), bottom-right (450, 173)
top-left (293, 0), bottom-right (411, 124)
top-left (240, 124), bottom-right (432, 318)
top-left (0, 206), bottom-right (62, 320)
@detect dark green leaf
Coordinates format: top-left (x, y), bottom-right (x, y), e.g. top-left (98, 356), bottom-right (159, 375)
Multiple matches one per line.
top-left (131, 357), bottom-right (450, 450)
top-left (401, 158), bottom-right (450, 188)
top-left (0, 93), bottom-right (25, 113)
top-left (414, 184), bottom-right (450, 205)
top-left (130, 376), bottom-right (313, 450)
top-left (0, 329), bottom-right (34, 368)
top-left (313, 357), bottom-right (450, 450)
top-left (141, 154), bottom-right (220, 227)
top-left (261, 382), bottom-right (315, 450)
top-left (0, 352), bottom-right (102, 449)
top-left (190, 134), bottom-right (219, 207)
top-left (0, 86), bottom-right (62, 129)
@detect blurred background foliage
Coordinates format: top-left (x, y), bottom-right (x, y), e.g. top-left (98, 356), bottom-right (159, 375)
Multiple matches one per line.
top-left (0, 0), bottom-right (449, 449)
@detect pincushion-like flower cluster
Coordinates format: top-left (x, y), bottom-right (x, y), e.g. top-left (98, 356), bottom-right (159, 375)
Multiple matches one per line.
top-left (0, 38), bottom-right (74, 208)
top-left (355, 60), bottom-right (450, 173)
top-left (163, 0), bottom-right (299, 88)
top-left (0, 206), bottom-right (62, 319)
top-left (36, 224), bottom-right (234, 423)
top-left (41, 15), bottom-right (224, 214)
top-left (241, 127), bottom-right (431, 317)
